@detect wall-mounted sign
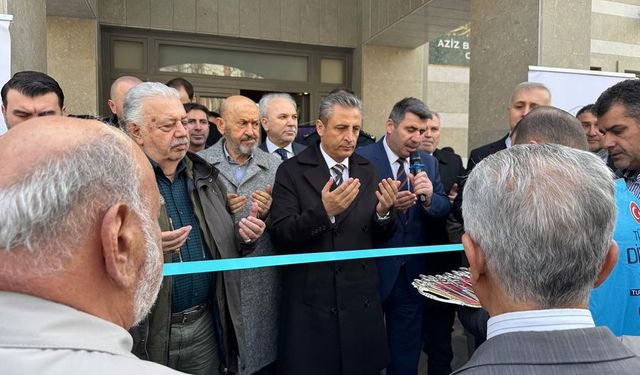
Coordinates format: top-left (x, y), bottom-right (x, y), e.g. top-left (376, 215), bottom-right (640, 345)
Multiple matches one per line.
top-left (429, 24), bottom-right (470, 67)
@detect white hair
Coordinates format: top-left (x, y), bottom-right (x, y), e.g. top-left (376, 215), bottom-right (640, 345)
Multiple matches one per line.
top-left (462, 143), bottom-right (616, 308)
top-left (258, 92), bottom-right (297, 120)
top-left (123, 82), bottom-right (180, 132)
top-left (0, 130), bottom-right (150, 276)
top-left (510, 81), bottom-right (551, 103)
top-left (318, 92), bottom-right (362, 124)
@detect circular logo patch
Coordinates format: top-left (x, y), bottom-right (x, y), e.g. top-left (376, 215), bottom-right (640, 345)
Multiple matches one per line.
top-left (630, 201), bottom-right (640, 224)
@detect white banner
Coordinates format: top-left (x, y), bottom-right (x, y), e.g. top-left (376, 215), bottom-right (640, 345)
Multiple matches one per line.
top-left (528, 66), bottom-right (636, 115)
top-left (0, 14), bottom-right (12, 134)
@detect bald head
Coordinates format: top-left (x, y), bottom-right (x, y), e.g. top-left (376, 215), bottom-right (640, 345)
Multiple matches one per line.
top-left (109, 76), bottom-right (142, 121)
top-left (0, 116), bottom-right (163, 328)
top-left (512, 106), bottom-right (588, 150)
top-left (217, 95), bottom-right (260, 163)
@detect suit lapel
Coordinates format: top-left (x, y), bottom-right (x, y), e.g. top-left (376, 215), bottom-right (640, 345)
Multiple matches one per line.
top-left (301, 145), bottom-right (331, 196)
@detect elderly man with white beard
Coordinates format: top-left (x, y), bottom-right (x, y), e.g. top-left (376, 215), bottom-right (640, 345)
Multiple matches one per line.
top-left (123, 83), bottom-right (266, 375)
top-left (0, 117), bottom-right (184, 374)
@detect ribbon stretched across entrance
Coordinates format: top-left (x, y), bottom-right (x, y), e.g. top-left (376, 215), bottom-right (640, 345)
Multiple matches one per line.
top-left (163, 243), bottom-right (464, 276)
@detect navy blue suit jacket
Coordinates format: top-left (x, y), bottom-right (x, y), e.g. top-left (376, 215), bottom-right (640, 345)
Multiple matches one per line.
top-left (357, 140), bottom-right (449, 300)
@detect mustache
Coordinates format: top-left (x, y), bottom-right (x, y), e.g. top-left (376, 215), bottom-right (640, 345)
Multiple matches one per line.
top-left (241, 135), bottom-right (257, 142)
top-left (170, 137), bottom-right (189, 147)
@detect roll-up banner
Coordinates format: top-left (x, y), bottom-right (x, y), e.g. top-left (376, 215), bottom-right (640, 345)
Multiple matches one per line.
top-left (528, 65), bottom-right (636, 115)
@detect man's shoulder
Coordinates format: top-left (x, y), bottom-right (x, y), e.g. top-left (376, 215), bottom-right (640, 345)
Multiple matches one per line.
top-left (355, 140), bottom-right (382, 156)
top-left (197, 139), bottom-right (224, 164)
top-left (253, 147), bottom-right (282, 170)
top-left (435, 148), bottom-right (462, 163)
top-left (453, 327), bottom-right (640, 374)
top-left (469, 136), bottom-right (507, 159)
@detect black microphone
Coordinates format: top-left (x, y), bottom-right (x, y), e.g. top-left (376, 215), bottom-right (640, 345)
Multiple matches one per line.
top-left (409, 151), bottom-right (427, 203)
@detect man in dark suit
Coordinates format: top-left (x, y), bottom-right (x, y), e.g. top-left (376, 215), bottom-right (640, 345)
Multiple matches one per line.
top-left (454, 82), bottom-right (551, 223)
top-left (452, 143), bottom-right (639, 374)
top-left (258, 93), bottom-right (306, 160)
top-left (357, 97), bottom-right (449, 374)
top-left (467, 82), bottom-right (551, 172)
top-left (269, 92), bottom-right (400, 375)
top-left (418, 111), bottom-right (465, 375)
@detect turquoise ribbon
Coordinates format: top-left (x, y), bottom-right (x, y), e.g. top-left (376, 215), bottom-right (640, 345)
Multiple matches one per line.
top-left (163, 243), bottom-right (463, 276)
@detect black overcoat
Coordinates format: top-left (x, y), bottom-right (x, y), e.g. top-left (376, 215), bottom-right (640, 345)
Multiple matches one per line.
top-left (269, 144), bottom-right (395, 375)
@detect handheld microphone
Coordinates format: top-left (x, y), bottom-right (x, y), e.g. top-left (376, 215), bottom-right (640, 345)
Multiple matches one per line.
top-left (409, 151), bottom-right (427, 203)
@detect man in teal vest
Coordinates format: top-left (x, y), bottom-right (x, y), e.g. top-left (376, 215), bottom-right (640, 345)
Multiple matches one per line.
top-left (590, 79), bottom-right (640, 336)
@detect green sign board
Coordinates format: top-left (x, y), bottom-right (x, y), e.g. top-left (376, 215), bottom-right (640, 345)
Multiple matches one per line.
top-left (429, 25), bottom-right (470, 67)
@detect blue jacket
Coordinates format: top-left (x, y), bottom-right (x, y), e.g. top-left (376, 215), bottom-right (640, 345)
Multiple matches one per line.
top-left (357, 140), bottom-right (449, 300)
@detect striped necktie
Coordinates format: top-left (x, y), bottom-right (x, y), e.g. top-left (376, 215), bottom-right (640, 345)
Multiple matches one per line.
top-left (331, 163), bottom-right (346, 186)
top-left (396, 158), bottom-right (408, 191)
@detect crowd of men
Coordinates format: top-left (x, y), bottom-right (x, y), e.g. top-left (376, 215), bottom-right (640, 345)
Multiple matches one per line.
top-left (1, 69), bottom-right (640, 375)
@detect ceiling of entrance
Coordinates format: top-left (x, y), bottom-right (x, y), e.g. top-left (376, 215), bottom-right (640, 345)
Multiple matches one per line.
top-left (364, 0), bottom-right (470, 48)
top-left (47, 0), bottom-right (96, 19)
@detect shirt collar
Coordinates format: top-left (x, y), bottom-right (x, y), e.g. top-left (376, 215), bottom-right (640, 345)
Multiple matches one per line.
top-left (265, 137), bottom-right (293, 155)
top-left (319, 143), bottom-right (349, 172)
top-left (487, 308), bottom-right (595, 340)
top-left (383, 136), bottom-right (406, 166)
top-left (616, 169), bottom-right (640, 182)
top-left (223, 139), bottom-right (253, 166)
top-left (148, 157), bottom-right (187, 180)
top-left (505, 135), bottom-right (512, 149)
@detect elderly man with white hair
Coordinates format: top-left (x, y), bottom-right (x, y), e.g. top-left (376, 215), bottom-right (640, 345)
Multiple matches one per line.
top-left (123, 82), bottom-right (266, 375)
top-left (452, 143), bottom-right (639, 374)
top-left (0, 117), bottom-right (184, 374)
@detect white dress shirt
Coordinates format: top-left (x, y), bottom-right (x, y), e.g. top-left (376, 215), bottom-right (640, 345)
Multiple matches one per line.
top-left (487, 308), bottom-right (596, 340)
top-left (265, 138), bottom-right (294, 159)
top-left (382, 136), bottom-right (410, 180)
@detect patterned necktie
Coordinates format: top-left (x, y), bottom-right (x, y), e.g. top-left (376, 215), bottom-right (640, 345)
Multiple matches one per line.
top-left (331, 163), bottom-right (346, 186)
top-left (396, 158), bottom-right (408, 191)
top-left (275, 148), bottom-right (288, 161)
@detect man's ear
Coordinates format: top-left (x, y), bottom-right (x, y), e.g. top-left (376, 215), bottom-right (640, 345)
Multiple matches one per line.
top-left (108, 99), bottom-right (117, 115)
top-left (127, 123), bottom-right (144, 145)
top-left (462, 233), bottom-right (486, 283)
top-left (385, 118), bottom-right (395, 136)
top-left (100, 203), bottom-right (140, 289)
top-left (260, 117), bottom-right (269, 131)
top-left (215, 117), bottom-right (225, 135)
top-left (61, 105), bottom-right (68, 117)
top-left (594, 240), bottom-right (619, 288)
top-left (316, 119), bottom-right (325, 137)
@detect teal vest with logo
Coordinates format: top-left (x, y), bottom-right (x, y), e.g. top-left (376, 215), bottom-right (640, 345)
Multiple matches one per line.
top-left (590, 178), bottom-right (640, 336)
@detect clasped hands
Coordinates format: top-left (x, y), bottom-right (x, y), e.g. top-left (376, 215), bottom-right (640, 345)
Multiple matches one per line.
top-left (321, 176), bottom-right (400, 218)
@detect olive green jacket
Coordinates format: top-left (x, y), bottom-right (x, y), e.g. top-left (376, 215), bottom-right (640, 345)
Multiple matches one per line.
top-left (132, 152), bottom-right (255, 374)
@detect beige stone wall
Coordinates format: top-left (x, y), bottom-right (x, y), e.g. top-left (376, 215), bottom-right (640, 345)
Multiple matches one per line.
top-left (98, 0), bottom-right (361, 48)
top-left (590, 0), bottom-right (640, 73)
top-left (425, 65), bottom-right (469, 158)
top-left (361, 44), bottom-right (425, 139)
top-left (47, 16), bottom-right (98, 116)
top-left (8, 0), bottom-right (47, 72)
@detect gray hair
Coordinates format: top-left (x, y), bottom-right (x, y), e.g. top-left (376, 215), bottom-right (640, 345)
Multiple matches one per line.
top-left (388, 97), bottom-right (431, 125)
top-left (258, 93), bottom-right (297, 120)
top-left (512, 106), bottom-right (588, 150)
top-left (0, 129), bottom-right (150, 276)
top-left (462, 143), bottom-right (616, 308)
top-left (510, 82), bottom-right (551, 104)
top-left (123, 82), bottom-right (180, 132)
top-left (318, 92), bottom-right (362, 125)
